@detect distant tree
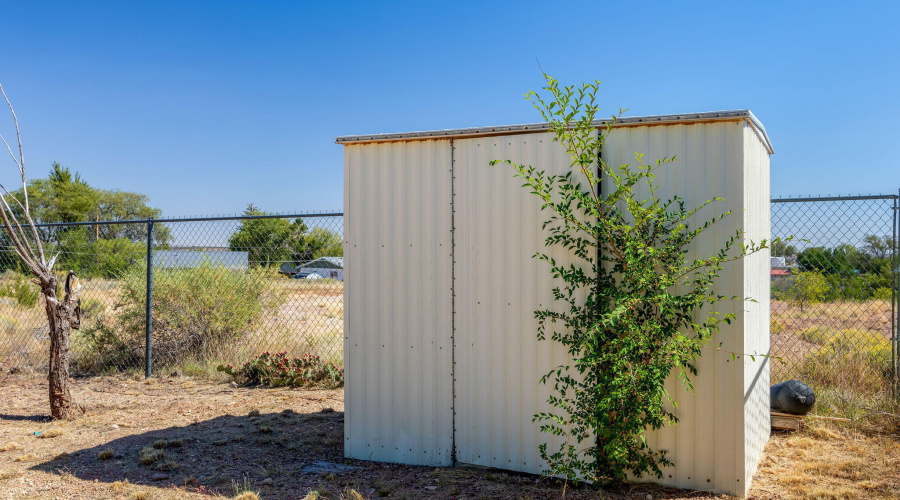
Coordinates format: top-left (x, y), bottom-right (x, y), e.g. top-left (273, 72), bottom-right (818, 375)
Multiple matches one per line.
top-left (228, 204), bottom-right (308, 267)
top-left (0, 164), bottom-right (170, 275)
top-left (95, 190), bottom-right (167, 242)
top-left (798, 246), bottom-right (857, 275)
top-left (771, 239), bottom-right (797, 257)
top-left (26, 163), bottom-right (96, 224)
top-left (786, 271), bottom-right (829, 312)
top-left (8, 163), bottom-right (170, 244)
top-left (291, 227), bottom-right (343, 263)
top-left (862, 235), bottom-right (895, 260)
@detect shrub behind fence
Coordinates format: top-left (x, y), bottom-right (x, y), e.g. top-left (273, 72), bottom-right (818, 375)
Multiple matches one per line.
top-left (770, 194), bottom-right (899, 399)
top-left (0, 213), bottom-right (344, 377)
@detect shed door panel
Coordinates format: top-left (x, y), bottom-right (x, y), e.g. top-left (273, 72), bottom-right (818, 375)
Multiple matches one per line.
top-left (344, 140), bottom-right (454, 466)
top-left (454, 133), bottom-right (584, 473)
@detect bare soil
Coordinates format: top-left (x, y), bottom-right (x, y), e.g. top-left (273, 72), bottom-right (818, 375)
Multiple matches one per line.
top-left (0, 376), bottom-right (736, 500)
top-left (3, 376), bottom-right (897, 500)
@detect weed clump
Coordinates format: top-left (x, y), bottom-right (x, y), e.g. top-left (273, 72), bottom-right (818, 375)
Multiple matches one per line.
top-left (98, 449), bottom-right (115, 460)
top-left (138, 447), bottom-right (166, 466)
top-left (155, 459), bottom-right (180, 471)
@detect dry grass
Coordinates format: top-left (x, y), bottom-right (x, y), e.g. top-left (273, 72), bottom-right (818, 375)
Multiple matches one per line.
top-left (753, 419), bottom-right (900, 499)
top-left (0, 276), bottom-right (121, 374)
top-left (37, 428), bottom-right (66, 439)
top-left (1, 277), bottom-right (345, 378)
top-left (771, 298), bottom-right (894, 415)
top-left (97, 449), bottom-right (114, 460)
top-left (0, 442), bottom-right (23, 452)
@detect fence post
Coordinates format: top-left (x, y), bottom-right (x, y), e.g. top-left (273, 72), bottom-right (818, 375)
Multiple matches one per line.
top-left (145, 219), bottom-right (154, 378)
top-left (894, 192), bottom-right (899, 398)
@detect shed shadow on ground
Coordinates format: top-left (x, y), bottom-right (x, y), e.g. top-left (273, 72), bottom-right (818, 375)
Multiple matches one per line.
top-left (31, 408), bottom-right (345, 498)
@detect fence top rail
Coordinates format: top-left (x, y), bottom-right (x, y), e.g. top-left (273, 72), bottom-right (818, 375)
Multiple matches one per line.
top-left (771, 194), bottom-right (899, 203)
top-left (8, 212), bottom-right (345, 229)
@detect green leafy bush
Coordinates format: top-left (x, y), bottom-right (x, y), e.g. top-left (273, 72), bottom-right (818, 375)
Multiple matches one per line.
top-left (784, 271), bottom-right (828, 311)
top-left (74, 318), bottom-right (135, 373)
top-left (78, 263), bottom-right (285, 369)
top-left (494, 75), bottom-right (768, 484)
top-left (217, 352), bottom-right (343, 387)
top-left (0, 271), bottom-right (39, 308)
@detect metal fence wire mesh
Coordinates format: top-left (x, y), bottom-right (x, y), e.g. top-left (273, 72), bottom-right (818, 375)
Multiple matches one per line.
top-left (2, 198), bottom-right (898, 397)
top-left (0, 213), bottom-right (344, 377)
top-left (770, 195), bottom-right (899, 397)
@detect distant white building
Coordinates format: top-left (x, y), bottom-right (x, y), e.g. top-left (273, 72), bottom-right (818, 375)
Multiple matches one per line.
top-left (154, 250), bottom-right (249, 270)
top-left (298, 256), bottom-right (343, 281)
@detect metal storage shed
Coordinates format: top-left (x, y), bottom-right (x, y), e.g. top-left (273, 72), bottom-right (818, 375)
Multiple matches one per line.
top-left (337, 110), bottom-right (772, 497)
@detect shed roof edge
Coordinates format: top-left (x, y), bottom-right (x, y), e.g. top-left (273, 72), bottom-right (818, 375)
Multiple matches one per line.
top-left (335, 110), bottom-right (774, 154)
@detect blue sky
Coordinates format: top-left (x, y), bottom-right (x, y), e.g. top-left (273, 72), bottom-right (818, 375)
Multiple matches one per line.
top-left (0, 1), bottom-right (897, 217)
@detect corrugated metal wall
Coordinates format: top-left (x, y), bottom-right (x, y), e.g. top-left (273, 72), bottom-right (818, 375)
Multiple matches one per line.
top-left (454, 132), bottom-right (587, 472)
top-left (603, 120), bottom-right (769, 496)
top-left (342, 116), bottom-right (771, 497)
top-left (741, 121), bottom-right (772, 497)
top-left (343, 140), bottom-right (454, 466)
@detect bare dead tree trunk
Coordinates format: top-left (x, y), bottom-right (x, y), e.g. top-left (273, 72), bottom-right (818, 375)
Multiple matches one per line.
top-left (0, 83), bottom-right (82, 420)
top-left (44, 273), bottom-right (81, 420)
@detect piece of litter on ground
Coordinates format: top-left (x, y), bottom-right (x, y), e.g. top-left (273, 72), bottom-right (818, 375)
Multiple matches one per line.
top-left (110, 424), bottom-right (119, 429)
top-left (301, 461), bottom-right (363, 475)
top-left (151, 473), bottom-right (169, 480)
top-left (261, 478), bottom-right (274, 485)
top-left (425, 486), bottom-right (437, 490)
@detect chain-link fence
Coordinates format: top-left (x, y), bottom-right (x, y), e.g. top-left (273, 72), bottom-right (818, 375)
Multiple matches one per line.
top-left (771, 195), bottom-right (899, 397)
top-left (0, 213), bottom-right (344, 378)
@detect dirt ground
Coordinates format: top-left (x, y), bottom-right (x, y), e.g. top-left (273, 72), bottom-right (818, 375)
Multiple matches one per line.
top-left (0, 376), bottom-right (897, 500)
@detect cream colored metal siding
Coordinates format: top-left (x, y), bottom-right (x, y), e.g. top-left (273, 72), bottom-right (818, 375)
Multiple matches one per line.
top-left (343, 140), bottom-right (454, 466)
top-left (454, 133), bottom-right (586, 473)
top-left (603, 120), bottom-right (768, 496)
top-left (604, 121), bottom-right (739, 494)
top-left (341, 116), bottom-right (770, 497)
top-left (741, 121), bottom-right (772, 497)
